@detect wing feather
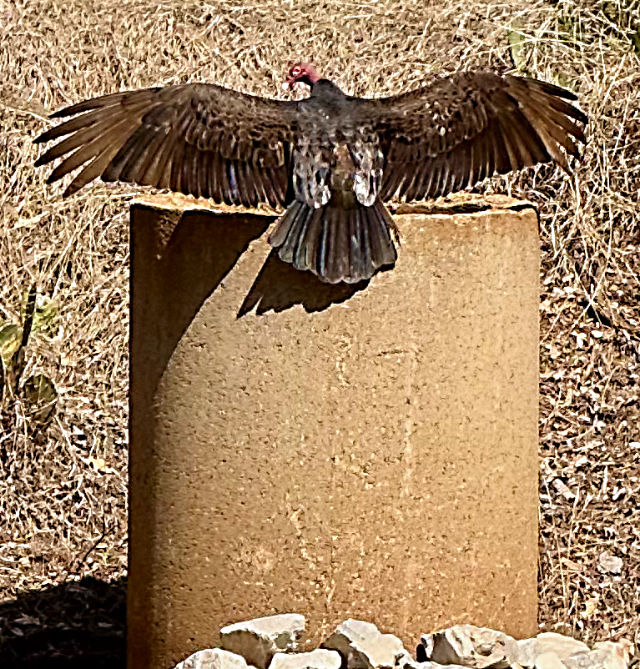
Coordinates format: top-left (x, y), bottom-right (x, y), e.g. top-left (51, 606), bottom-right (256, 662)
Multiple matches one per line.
top-left (354, 71), bottom-right (587, 201)
top-left (47, 117), bottom-right (139, 185)
top-left (35, 83), bottom-right (297, 206)
top-left (135, 129), bottom-right (170, 186)
top-left (108, 126), bottom-right (153, 183)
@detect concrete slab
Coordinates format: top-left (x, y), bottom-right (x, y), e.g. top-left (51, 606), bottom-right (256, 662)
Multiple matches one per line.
top-left (127, 195), bottom-right (540, 669)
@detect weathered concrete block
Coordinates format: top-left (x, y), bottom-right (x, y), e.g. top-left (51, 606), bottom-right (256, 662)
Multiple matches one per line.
top-left (220, 614), bottom-right (306, 668)
top-left (404, 664), bottom-right (468, 669)
top-left (174, 648), bottom-right (250, 669)
top-left (419, 625), bottom-right (517, 668)
top-left (270, 649), bottom-right (342, 669)
top-left (322, 619), bottom-right (410, 669)
top-left (534, 654), bottom-right (567, 669)
top-left (127, 194), bottom-right (540, 669)
top-left (564, 641), bottom-right (634, 669)
top-left (517, 633), bottom-right (590, 667)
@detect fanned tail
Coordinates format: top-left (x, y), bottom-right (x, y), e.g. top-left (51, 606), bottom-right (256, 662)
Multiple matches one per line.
top-left (268, 199), bottom-right (398, 284)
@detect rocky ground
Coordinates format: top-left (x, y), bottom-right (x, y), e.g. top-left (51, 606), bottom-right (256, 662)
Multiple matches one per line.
top-left (176, 614), bottom-right (636, 669)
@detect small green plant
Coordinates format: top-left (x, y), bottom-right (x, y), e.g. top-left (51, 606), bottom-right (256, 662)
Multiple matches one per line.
top-left (0, 285), bottom-right (58, 429)
top-left (507, 26), bottom-right (529, 74)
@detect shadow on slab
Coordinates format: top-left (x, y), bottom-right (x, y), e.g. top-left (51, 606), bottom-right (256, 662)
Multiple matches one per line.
top-left (237, 248), bottom-right (370, 317)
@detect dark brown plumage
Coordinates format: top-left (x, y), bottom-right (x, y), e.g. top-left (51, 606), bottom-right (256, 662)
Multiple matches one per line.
top-left (35, 63), bottom-right (587, 284)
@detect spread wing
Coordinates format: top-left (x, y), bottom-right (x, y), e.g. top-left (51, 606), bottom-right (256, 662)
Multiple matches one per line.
top-left (354, 72), bottom-right (588, 201)
top-left (35, 83), bottom-right (300, 207)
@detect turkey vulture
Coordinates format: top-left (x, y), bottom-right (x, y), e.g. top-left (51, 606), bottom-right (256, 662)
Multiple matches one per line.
top-left (35, 62), bottom-right (587, 284)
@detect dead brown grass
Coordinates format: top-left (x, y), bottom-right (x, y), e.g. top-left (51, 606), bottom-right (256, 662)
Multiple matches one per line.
top-left (1, 0), bottom-right (639, 662)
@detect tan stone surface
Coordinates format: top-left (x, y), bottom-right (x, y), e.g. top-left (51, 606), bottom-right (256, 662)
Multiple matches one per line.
top-left (127, 196), bottom-right (540, 669)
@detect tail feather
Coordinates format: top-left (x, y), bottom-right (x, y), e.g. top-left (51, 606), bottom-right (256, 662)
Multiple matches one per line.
top-left (349, 206), bottom-right (369, 281)
top-left (272, 201), bottom-right (305, 262)
top-left (269, 199), bottom-right (397, 284)
top-left (294, 206), bottom-right (323, 270)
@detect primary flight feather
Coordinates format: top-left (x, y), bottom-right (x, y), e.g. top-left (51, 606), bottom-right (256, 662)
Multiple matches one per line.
top-left (35, 62), bottom-right (587, 284)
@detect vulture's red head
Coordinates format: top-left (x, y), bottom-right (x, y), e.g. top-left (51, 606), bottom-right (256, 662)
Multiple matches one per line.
top-left (285, 62), bottom-right (321, 89)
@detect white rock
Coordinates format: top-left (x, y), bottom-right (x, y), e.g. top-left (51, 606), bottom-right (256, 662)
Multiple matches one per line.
top-left (598, 552), bottom-right (624, 575)
top-left (517, 633), bottom-right (589, 666)
top-left (534, 652), bottom-right (567, 669)
top-left (175, 648), bottom-right (250, 669)
top-left (220, 614), bottom-right (306, 669)
top-left (402, 662), bottom-right (469, 669)
top-left (325, 619), bottom-right (381, 649)
top-left (564, 640), bottom-right (634, 669)
top-left (322, 619), bottom-right (411, 669)
top-left (354, 636), bottom-right (412, 669)
top-left (419, 625), bottom-right (517, 669)
top-left (270, 650), bottom-right (342, 669)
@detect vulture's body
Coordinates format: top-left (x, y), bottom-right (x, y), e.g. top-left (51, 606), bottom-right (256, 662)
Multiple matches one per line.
top-left (35, 65), bottom-right (587, 283)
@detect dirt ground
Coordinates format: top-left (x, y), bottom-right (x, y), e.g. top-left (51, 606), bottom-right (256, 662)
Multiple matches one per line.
top-left (0, 0), bottom-right (639, 665)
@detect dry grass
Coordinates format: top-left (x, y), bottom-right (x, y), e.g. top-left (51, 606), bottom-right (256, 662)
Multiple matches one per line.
top-left (0, 0), bottom-right (639, 663)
